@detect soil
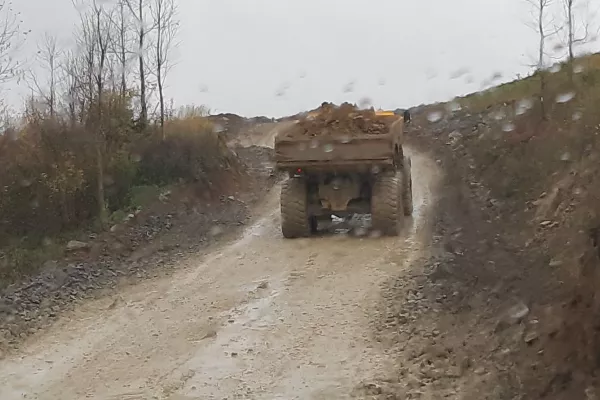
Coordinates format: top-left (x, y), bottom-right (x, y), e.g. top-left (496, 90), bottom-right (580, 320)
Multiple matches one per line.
top-left (1, 104), bottom-right (599, 399)
top-left (280, 102), bottom-right (391, 138)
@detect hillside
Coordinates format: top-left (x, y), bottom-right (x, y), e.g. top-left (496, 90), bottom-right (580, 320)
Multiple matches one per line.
top-left (379, 52), bottom-right (600, 398)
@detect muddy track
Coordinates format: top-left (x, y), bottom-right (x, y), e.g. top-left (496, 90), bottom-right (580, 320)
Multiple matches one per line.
top-left (0, 148), bottom-right (441, 399)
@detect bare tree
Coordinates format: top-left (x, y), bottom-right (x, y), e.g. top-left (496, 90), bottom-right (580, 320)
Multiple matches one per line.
top-left (560, 0), bottom-right (594, 82)
top-left (525, 0), bottom-right (555, 120)
top-left (26, 33), bottom-right (62, 117)
top-left (0, 1), bottom-right (26, 87)
top-left (149, 0), bottom-right (178, 136)
top-left (125, 0), bottom-right (150, 128)
top-left (59, 50), bottom-right (81, 124)
top-left (71, 0), bottom-right (117, 226)
top-left (109, 0), bottom-right (133, 97)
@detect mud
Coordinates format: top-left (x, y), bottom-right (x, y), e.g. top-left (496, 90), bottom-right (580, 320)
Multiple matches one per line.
top-left (280, 102), bottom-right (391, 138)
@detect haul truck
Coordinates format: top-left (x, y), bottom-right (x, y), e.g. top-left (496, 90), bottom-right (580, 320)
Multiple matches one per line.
top-left (274, 109), bottom-right (413, 238)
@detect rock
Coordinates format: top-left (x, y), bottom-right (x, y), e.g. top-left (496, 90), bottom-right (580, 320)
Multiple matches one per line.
top-left (228, 195), bottom-right (235, 201)
top-left (66, 240), bottom-right (90, 252)
top-left (257, 281), bottom-right (268, 290)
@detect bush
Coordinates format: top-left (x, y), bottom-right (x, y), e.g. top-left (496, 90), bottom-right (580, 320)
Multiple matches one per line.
top-left (136, 116), bottom-right (237, 186)
top-left (0, 99), bottom-right (237, 247)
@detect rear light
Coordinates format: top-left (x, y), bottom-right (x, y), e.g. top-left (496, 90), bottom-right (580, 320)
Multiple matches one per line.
top-left (296, 168), bottom-right (302, 173)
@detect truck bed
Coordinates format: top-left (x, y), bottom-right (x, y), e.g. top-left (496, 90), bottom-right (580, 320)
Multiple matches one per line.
top-left (274, 132), bottom-right (399, 173)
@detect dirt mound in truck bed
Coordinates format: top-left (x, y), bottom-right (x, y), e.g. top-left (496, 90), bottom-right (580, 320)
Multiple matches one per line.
top-left (281, 102), bottom-right (391, 139)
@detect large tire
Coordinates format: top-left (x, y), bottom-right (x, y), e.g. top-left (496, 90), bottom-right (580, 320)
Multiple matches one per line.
top-left (402, 156), bottom-right (413, 216)
top-left (280, 177), bottom-right (311, 238)
top-left (371, 173), bottom-right (403, 236)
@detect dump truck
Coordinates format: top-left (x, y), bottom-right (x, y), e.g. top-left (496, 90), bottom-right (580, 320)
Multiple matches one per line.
top-left (274, 103), bottom-right (413, 238)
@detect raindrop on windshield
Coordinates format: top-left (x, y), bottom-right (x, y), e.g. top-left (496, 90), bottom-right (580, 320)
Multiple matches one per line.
top-left (427, 111), bottom-right (443, 123)
top-left (358, 97), bottom-right (373, 109)
top-left (515, 99), bottom-right (533, 115)
top-left (556, 92), bottom-right (575, 103)
top-left (446, 101), bottom-right (462, 113)
top-left (343, 80), bottom-right (355, 93)
top-left (549, 64), bottom-right (561, 73)
top-left (491, 110), bottom-right (506, 120)
top-left (502, 123), bottom-right (515, 132)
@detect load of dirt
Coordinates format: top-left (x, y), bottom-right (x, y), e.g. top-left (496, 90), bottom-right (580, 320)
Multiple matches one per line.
top-left (280, 102), bottom-right (391, 139)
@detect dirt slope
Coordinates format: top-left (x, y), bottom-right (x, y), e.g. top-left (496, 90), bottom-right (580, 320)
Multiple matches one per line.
top-left (0, 149), bottom-right (441, 399)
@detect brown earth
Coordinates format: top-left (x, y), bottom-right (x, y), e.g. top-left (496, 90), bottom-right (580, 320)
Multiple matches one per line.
top-left (358, 94), bottom-right (600, 399)
top-left (280, 102), bottom-right (391, 138)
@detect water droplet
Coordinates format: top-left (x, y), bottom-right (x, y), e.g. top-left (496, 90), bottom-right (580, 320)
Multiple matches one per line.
top-left (19, 179), bottom-right (32, 187)
top-left (358, 97), bottom-right (372, 109)
top-left (210, 226), bottom-right (223, 236)
top-left (491, 71), bottom-right (503, 80)
top-left (371, 165), bottom-right (380, 174)
top-left (560, 152), bottom-right (571, 161)
top-left (30, 199), bottom-right (39, 209)
top-left (572, 111), bottom-right (582, 121)
top-left (556, 92), bottom-right (575, 103)
top-left (339, 135), bottom-right (351, 144)
top-left (131, 154), bottom-right (141, 162)
top-left (574, 64), bottom-right (584, 74)
top-left (310, 139), bottom-right (319, 149)
top-left (354, 227), bottom-right (368, 237)
top-left (369, 230), bottom-right (382, 238)
top-left (549, 64), bottom-right (561, 73)
top-left (491, 110), bottom-right (506, 120)
top-left (323, 144), bottom-right (334, 153)
top-left (198, 84), bottom-right (209, 93)
top-left (343, 80), bottom-right (355, 93)
top-left (502, 123), bottom-right (515, 132)
top-left (552, 42), bottom-right (565, 52)
top-left (378, 78), bottom-right (386, 86)
top-left (213, 124), bottom-right (225, 133)
top-left (297, 142), bottom-right (307, 151)
top-left (446, 101), bottom-right (462, 113)
top-left (427, 111), bottom-right (443, 123)
top-left (515, 98), bottom-right (533, 115)
top-left (450, 67), bottom-right (469, 79)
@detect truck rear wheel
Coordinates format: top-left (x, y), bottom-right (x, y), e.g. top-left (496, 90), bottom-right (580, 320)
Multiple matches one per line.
top-left (402, 156), bottom-right (413, 216)
top-left (371, 174), bottom-right (403, 236)
top-left (280, 177), bottom-right (311, 238)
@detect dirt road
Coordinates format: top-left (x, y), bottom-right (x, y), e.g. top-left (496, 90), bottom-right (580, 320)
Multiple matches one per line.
top-left (0, 148), bottom-right (440, 400)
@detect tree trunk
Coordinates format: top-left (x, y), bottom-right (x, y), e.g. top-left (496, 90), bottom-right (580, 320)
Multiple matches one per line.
top-left (95, 143), bottom-right (107, 226)
top-left (158, 77), bottom-right (165, 138)
top-left (138, 0), bottom-right (147, 128)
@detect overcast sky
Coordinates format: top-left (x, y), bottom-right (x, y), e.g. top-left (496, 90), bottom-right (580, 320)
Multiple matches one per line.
top-left (12, 0), bottom-right (600, 117)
